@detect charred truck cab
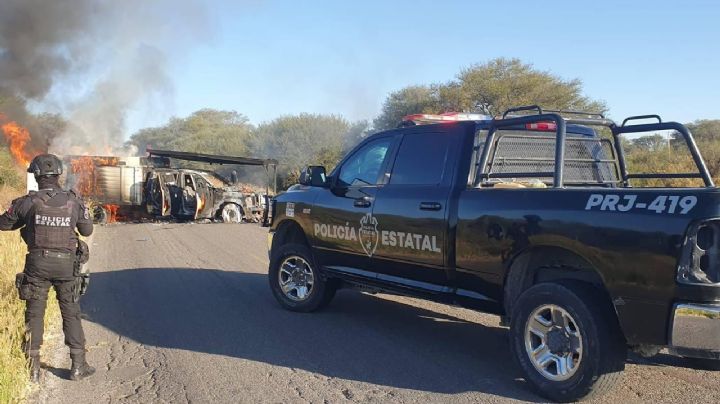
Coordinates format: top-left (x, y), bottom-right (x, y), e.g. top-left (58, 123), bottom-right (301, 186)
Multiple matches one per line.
top-left (146, 149), bottom-right (278, 223)
top-left (264, 106), bottom-right (720, 402)
top-left (144, 168), bottom-right (261, 222)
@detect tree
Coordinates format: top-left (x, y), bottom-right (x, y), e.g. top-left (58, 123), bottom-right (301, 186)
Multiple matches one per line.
top-left (372, 85), bottom-right (442, 130)
top-left (343, 120), bottom-right (371, 153)
top-left (687, 120), bottom-right (720, 184)
top-left (250, 114), bottom-right (352, 188)
top-left (456, 58), bottom-right (606, 116)
top-left (127, 109), bottom-right (253, 156)
top-left (685, 119), bottom-right (720, 142)
top-left (626, 134), bottom-right (669, 152)
top-left (373, 58), bottom-right (606, 130)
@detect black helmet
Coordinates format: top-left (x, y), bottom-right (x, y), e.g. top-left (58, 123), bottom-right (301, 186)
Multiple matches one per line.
top-left (27, 154), bottom-right (63, 177)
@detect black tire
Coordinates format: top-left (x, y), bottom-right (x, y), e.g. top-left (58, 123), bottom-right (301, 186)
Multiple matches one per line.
top-left (509, 281), bottom-right (627, 402)
top-left (681, 356), bottom-right (720, 371)
top-left (269, 243), bottom-right (336, 312)
top-left (92, 205), bottom-right (107, 224)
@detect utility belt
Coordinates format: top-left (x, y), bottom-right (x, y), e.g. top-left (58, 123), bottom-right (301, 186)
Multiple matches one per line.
top-left (27, 249), bottom-right (74, 260)
top-left (17, 241), bottom-right (91, 302)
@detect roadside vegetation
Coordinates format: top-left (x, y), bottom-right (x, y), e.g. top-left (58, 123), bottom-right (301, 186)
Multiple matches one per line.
top-left (624, 120), bottom-right (720, 187)
top-left (0, 146), bottom-right (28, 402)
top-left (0, 229), bottom-right (29, 403)
top-left (0, 147), bottom-right (59, 403)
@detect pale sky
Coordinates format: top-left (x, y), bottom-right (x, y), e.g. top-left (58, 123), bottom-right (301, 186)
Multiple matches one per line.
top-left (125, 0), bottom-right (720, 135)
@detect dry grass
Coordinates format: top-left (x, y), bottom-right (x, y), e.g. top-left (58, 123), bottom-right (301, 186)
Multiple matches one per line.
top-left (0, 231), bottom-right (30, 403)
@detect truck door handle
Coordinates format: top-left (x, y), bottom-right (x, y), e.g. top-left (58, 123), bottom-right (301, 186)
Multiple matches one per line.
top-left (419, 202), bottom-right (442, 211)
top-left (354, 197), bottom-right (372, 208)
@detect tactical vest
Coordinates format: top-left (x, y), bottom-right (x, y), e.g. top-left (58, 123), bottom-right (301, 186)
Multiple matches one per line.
top-left (28, 190), bottom-right (78, 251)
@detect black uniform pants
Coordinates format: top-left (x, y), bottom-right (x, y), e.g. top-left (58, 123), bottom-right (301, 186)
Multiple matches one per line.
top-left (23, 253), bottom-right (86, 355)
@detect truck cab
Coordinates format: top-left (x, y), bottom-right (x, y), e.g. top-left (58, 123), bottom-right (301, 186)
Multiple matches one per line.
top-left (265, 106), bottom-right (720, 402)
top-left (144, 168), bottom-right (252, 222)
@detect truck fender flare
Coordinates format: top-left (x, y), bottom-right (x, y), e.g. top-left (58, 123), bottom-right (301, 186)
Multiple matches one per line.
top-left (271, 219), bottom-right (311, 253)
top-left (502, 246), bottom-right (618, 321)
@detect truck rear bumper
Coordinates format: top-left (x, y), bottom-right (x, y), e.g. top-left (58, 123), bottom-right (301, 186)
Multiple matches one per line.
top-left (670, 303), bottom-right (720, 354)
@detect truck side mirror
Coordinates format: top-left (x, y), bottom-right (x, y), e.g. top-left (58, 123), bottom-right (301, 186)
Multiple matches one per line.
top-left (299, 166), bottom-right (328, 187)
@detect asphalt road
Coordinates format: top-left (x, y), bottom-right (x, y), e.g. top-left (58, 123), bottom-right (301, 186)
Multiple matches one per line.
top-left (35, 223), bottom-right (720, 403)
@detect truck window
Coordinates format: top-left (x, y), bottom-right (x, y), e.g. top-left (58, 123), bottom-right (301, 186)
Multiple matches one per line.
top-left (337, 137), bottom-right (393, 187)
top-left (163, 173), bottom-right (177, 185)
top-left (389, 133), bottom-right (451, 185)
top-left (473, 129), bottom-right (619, 187)
top-left (184, 174), bottom-right (195, 190)
top-left (199, 172), bottom-right (226, 189)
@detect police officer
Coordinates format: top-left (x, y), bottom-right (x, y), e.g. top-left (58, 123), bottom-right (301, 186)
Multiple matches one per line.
top-left (0, 154), bottom-right (95, 382)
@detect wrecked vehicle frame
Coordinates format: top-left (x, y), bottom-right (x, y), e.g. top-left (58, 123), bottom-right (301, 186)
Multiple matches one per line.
top-left (144, 149), bottom-right (278, 223)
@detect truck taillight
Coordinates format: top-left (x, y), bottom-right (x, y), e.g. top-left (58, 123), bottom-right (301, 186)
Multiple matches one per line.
top-left (678, 220), bottom-right (720, 285)
top-left (525, 122), bottom-right (558, 131)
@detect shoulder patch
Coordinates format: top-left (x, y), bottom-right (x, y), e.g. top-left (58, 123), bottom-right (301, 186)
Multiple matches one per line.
top-left (4, 196), bottom-right (29, 217)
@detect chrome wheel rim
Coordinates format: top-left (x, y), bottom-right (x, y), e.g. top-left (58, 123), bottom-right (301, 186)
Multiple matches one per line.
top-left (278, 256), bottom-right (315, 301)
top-left (524, 304), bottom-right (583, 382)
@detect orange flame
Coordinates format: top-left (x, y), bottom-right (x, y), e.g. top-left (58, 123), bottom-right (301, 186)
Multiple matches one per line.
top-left (69, 156), bottom-right (120, 197)
top-left (0, 114), bottom-right (35, 167)
top-left (104, 204), bottom-right (120, 223)
top-left (70, 157), bottom-right (98, 196)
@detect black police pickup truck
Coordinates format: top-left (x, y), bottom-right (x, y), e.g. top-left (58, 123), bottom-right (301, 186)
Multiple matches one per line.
top-left (264, 106), bottom-right (720, 402)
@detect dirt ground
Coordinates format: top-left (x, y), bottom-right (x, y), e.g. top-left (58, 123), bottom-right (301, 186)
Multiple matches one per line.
top-left (33, 222), bottom-right (720, 403)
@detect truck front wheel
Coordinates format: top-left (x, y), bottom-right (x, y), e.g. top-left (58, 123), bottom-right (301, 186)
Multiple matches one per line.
top-left (509, 281), bottom-right (626, 402)
top-left (269, 243), bottom-right (336, 312)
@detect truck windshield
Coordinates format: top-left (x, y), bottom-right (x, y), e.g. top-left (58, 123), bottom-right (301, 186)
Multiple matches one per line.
top-left (198, 172), bottom-right (228, 188)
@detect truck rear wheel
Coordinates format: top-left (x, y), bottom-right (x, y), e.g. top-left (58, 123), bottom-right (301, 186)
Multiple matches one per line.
top-left (509, 281), bottom-right (626, 402)
top-left (269, 243), bottom-right (336, 312)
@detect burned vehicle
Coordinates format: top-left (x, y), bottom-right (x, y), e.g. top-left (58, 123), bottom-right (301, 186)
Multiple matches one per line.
top-left (28, 150), bottom-right (277, 223)
top-left (144, 167), bottom-right (266, 222)
top-left (145, 149), bottom-right (277, 223)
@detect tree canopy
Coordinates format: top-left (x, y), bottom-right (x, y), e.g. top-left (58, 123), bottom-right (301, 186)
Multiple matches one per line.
top-left (250, 114), bottom-right (363, 188)
top-left (127, 109), bottom-right (253, 156)
top-left (373, 58), bottom-right (606, 130)
top-left (124, 110), bottom-right (369, 188)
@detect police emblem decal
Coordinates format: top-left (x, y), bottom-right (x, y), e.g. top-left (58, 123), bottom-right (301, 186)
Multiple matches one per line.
top-left (359, 213), bottom-right (379, 257)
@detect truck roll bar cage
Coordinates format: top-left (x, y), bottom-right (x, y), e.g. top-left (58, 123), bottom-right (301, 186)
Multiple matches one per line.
top-left (482, 106), bottom-right (715, 188)
top-left (480, 113), bottom-right (567, 188)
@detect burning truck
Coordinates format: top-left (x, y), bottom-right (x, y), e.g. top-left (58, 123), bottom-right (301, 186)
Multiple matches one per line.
top-left (26, 150), bottom-right (278, 224)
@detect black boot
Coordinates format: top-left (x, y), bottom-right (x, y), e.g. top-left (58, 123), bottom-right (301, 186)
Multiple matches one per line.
top-left (70, 352), bottom-right (95, 381)
top-left (28, 354), bottom-right (41, 383)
